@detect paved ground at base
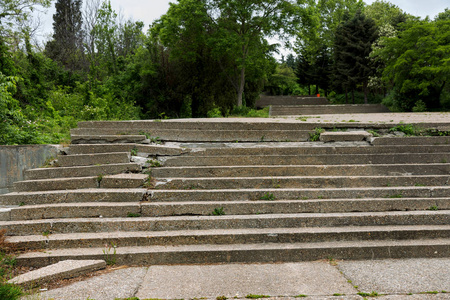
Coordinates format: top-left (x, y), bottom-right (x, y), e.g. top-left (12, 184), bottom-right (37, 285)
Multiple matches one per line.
top-left (157, 112), bottom-right (450, 124)
top-left (24, 258), bottom-right (450, 300)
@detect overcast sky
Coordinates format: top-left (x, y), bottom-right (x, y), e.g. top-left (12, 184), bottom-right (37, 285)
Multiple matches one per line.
top-left (36, 0), bottom-right (448, 43)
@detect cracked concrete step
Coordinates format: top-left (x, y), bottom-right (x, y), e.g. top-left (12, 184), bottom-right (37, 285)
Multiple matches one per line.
top-left (148, 187), bottom-right (450, 201)
top-left (15, 239), bottom-right (450, 268)
top-left (71, 130), bottom-right (313, 142)
top-left (270, 104), bottom-right (390, 116)
top-left (8, 259), bottom-right (106, 287)
top-left (24, 163), bottom-right (141, 180)
top-left (14, 174), bottom-right (148, 192)
top-left (9, 225), bottom-right (450, 251)
top-left (71, 135), bottom-right (146, 144)
top-left (0, 189), bottom-right (147, 206)
top-left (68, 144), bottom-right (187, 155)
top-left (1, 211), bottom-right (448, 236)
top-left (5, 198), bottom-right (449, 221)
top-left (184, 145), bottom-right (450, 156)
top-left (372, 136), bottom-right (450, 146)
top-left (256, 96), bottom-right (330, 107)
top-left (74, 120), bottom-right (321, 131)
top-left (153, 175), bottom-right (450, 190)
top-left (57, 152), bottom-right (131, 167)
top-left (151, 163), bottom-right (450, 178)
top-left (162, 153), bottom-right (450, 167)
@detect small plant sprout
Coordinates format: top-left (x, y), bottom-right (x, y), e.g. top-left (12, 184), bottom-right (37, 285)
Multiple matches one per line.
top-left (245, 295), bottom-right (270, 299)
top-left (212, 207), bottom-right (225, 216)
top-left (147, 159), bottom-right (161, 168)
top-left (260, 193), bottom-right (275, 201)
top-left (428, 205), bottom-right (439, 211)
top-left (103, 242), bottom-right (117, 266)
top-left (127, 212), bottom-right (141, 217)
top-left (131, 147), bottom-right (138, 156)
top-left (309, 128), bottom-right (325, 142)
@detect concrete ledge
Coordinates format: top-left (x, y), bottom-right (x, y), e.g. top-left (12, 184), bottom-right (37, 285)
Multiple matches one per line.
top-left (8, 259), bottom-right (106, 287)
top-left (320, 131), bottom-right (372, 142)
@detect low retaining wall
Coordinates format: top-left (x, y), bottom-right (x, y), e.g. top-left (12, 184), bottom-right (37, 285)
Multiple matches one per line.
top-left (0, 145), bottom-right (59, 195)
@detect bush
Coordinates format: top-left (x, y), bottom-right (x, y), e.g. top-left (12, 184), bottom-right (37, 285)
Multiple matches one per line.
top-left (0, 282), bottom-right (22, 300)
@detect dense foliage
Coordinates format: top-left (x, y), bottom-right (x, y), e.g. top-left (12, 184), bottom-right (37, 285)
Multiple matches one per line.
top-left (0, 0), bottom-right (448, 145)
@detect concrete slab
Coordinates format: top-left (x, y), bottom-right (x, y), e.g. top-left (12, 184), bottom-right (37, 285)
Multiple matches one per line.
top-left (320, 131), bottom-right (372, 142)
top-left (135, 262), bottom-right (356, 299)
top-left (338, 258), bottom-right (450, 294)
top-left (28, 267), bottom-right (148, 300)
top-left (9, 260), bottom-right (106, 287)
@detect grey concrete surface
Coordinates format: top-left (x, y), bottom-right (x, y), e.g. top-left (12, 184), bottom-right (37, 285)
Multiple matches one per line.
top-left (9, 260), bottom-right (106, 287)
top-left (338, 258), bottom-right (450, 294)
top-left (27, 267), bottom-right (148, 300)
top-left (135, 263), bottom-right (356, 299)
top-left (22, 260), bottom-right (450, 300)
top-left (0, 145), bottom-right (59, 195)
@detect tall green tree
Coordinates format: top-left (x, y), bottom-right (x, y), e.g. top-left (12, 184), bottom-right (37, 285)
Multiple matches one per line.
top-left (376, 18), bottom-right (450, 111)
top-left (45, 0), bottom-right (84, 70)
top-left (333, 9), bottom-right (378, 103)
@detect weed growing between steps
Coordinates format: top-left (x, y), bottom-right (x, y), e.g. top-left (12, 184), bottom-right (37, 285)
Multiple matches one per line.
top-left (309, 128), bottom-right (325, 141)
top-left (0, 230), bottom-right (23, 300)
top-left (389, 124), bottom-right (450, 137)
top-left (103, 243), bottom-right (117, 266)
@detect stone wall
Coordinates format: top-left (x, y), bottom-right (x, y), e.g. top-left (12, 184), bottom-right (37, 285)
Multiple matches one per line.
top-left (0, 145), bottom-right (59, 195)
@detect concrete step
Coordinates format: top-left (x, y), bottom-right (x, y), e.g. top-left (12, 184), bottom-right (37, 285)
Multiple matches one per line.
top-left (70, 135), bottom-right (146, 144)
top-left (6, 198), bottom-right (449, 221)
top-left (162, 153), bottom-right (450, 167)
top-left (0, 189), bottom-right (148, 206)
top-left (320, 131), bottom-right (372, 142)
top-left (24, 163), bottom-right (141, 180)
top-left (151, 163), bottom-right (450, 178)
top-left (14, 174), bottom-right (148, 192)
top-left (2, 211), bottom-right (448, 236)
top-left (72, 130), bottom-right (313, 142)
top-left (148, 186), bottom-right (450, 201)
top-left (184, 145), bottom-right (450, 156)
top-left (270, 104), bottom-right (390, 116)
top-left (57, 152), bottom-right (131, 167)
top-left (15, 239), bottom-right (450, 268)
top-left (8, 259), bottom-right (106, 287)
top-left (9, 225), bottom-right (449, 251)
top-left (255, 96), bottom-right (330, 108)
top-left (373, 136), bottom-right (450, 146)
top-left (68, 144), bottom-right (187, 156)
top-left (74, 120), bottom-right (320, 131)
top-left (153, 175), bottom-right (450, 190)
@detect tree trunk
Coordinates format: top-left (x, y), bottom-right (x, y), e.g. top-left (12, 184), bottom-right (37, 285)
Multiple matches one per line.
top-left (345, 87), bottom-right (348, 104)
top-left (363, 81), bottom-right (368, 104)
top-left (351, 89), bottom-right (355, 104)
top-left (237, 65), bottom-right (246, 107)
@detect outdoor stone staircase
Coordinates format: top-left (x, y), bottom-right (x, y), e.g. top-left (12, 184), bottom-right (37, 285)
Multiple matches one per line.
top-left (0, 119), bottom-right (449, 268)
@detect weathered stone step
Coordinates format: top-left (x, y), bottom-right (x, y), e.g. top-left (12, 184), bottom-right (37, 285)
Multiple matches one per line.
top-left (255, 96), bottom-right (330, 108)
top-left (185, 145), bottom-right (450, 156)
top-left (148, 186), bottom-right (450, 201)
top-left (24, 163), bottom-right (141, 180)
top-left (68, 144), bottom-right (187, 156)
top-left (14, 174), bottom-right (148, 192)
top-left (0, 189), bottom-right (148, 206)
top-left (70, 135), bottom-right (146, 144)
top-left (2, 211), bottom-right (448, 236)
top-left (75, 120), bottom-right (320, 131)
top-left (373, 136), bottom-right (450, 146)
top-left (8, 259), bottom-right (106, 287)
top-left (10, 225), bottom-right (449, 251)
top-left (72, 130), bottom-right (312, 142)
top-left (270, 104), bottom-right (390, 116)
top-left (162, 153), bottom-right (450, 167)
top-left (57, 152), bottom-right (131, 167)
top-left (15, 239), bottom-right (450, 268)
top-left (6, 198), bottom-right (449, 221)
top-left (153, 175), bottom-right (450, 190)
top-left (152, 163), bottom-right (450, 178)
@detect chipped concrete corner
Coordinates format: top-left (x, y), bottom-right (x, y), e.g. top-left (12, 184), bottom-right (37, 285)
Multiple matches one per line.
top-left (0, 145), bottom-right (60, 195)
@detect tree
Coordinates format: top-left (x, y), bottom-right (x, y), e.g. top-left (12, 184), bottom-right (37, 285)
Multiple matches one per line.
top-left (376, 18), bottom-right (450, 111)
top-left (333, 9), bottom-right (378, 103)
top-left (45, 0), bottom-right (84, 70)
top-left (209, 0), bottom-right (298, 107)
